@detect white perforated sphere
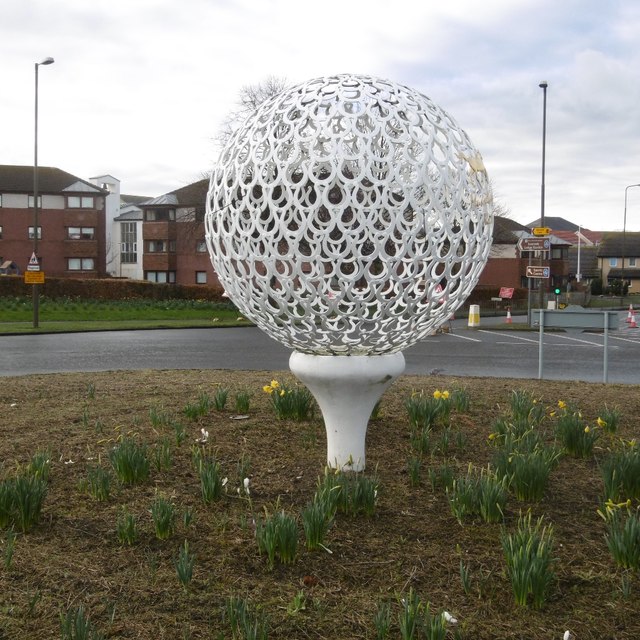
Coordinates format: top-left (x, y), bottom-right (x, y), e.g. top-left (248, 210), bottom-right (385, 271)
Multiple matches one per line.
top-left (206, 74), bottom-right (494, 355)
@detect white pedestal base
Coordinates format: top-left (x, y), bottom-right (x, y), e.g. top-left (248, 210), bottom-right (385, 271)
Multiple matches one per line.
top-left (289, 351), bottom-right (406, 471)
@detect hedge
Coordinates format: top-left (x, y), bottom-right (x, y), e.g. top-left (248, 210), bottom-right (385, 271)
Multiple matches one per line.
top-left (0, 276), bottom-right (226, 302)
top-left (0, 276), bottom-right (527, 309)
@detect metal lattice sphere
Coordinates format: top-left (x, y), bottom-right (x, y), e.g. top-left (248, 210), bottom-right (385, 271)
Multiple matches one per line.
top-left (206, 74), bottom-right (494, 355)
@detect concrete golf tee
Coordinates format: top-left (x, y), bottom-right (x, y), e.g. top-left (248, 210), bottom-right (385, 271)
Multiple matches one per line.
top-left (289, 351), bottom-right (406, 471)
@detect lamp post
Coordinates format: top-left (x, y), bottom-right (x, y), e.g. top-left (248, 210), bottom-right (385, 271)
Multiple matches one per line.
top-left (537, 80), bottom-right (548, 312)
top-left (576, 225), bottom-right (582, 283)
top-left (33, 56), bottom-right (55, 328)
top-left (622, 183), bottom-right (640, 296)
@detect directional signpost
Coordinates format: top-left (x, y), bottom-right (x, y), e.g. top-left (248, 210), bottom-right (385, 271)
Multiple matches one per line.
top-left (526, 266), bottom-right (550, 278)
top-left (518, 237), bottom-right (550, 252)
top-left (522, 235), bottom-right (551, 324)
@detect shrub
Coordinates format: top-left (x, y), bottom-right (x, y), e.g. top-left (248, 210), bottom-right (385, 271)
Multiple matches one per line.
top-left (255, 510), bottom-right (298, 569)
top-left (555, 410), bottom-right (599, 457)
top-left (601, 446), bottom-right (640, 501)
top-left (12, 474), bottom-right (48, 533)
top-left (501, 511), bottom-right (555, 609)
top-left (116, 510), bottom-right (137, 545)
top-left (495, 445), bottom-right (560, 502)
top-left (604, 508), bottom-right (640, 570)
top-left (200, 459), bottom-right (224, 504)
top-left (60, 605), bottom-right (105, 640)
top-left (174, 540), bottom-right (195, 589)
top-left (86, 466), bottom-right (111, 502)
top-left (151, 496), bottom-right (176, 540)
top-left (264, 380), bottom-right (315, 421)
top-left (109, 438), bottom-right (150, 485)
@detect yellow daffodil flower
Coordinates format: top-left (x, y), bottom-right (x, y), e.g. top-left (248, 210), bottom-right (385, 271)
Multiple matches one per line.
top-left (263, 385), bottom-right (273, 394)
top-left (584, 426), bottom-right (590, 433)
top-left (550, 411), bottom-right (556, 417)
top-left (433, 390), bottom-right (442, 399)
top-left (442, 390), bottom-right (450, 400)
top-left (558, 400), bottom-right (567, 410)
top-left (270, 380), bottom-right (279, 388)
top-left (597, 417), bottom-right (607, 428)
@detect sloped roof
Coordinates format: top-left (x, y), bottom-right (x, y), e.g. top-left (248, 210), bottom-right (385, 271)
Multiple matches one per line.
top-left (597, 232), bottom-right (640, 257)
top-left (115, 209), bottom-right (143, 221)
top-left (492, 216), bottom-right (530, 244)
top-left (526, 216), bottom-right (579, 232)
top-left (143, 179), bottom-right (209, 207)
top-left (121, 194), bottom-right (151, 206)
top-left (0, 164), bottom-right (107, 195)
top-left (552, 229), bottom-right (603, 246)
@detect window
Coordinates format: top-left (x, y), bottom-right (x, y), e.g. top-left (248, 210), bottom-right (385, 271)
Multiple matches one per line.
top-left (196, 271), bottom-right (207, 284)
top-left (28, 195), bottom-right (42, 208)
top-left (67, 226), bottom-right (95, 240)
top-left (609, 257), bottom-right (618, 267)
top-left (0, 194), bottom-right (2, 207)
top-left (68, 196), bottom-right (95, 208)
top-left (145, 271), bottom-right (176, 283)
top-left (147, 240), bottom-right (176, 252)
top-left (196, 240), bottom-right (207, 252)
top-left (145, 208), bottom-right (176, 222)
top-left (67, 258), bottom-right (95, 271)
top-left (120, 222), bottom-right (137, 263)
top-left (630, 258), bottom-right (637, 267)
top-left (551, 247), bottom-right (566, 260)
top-left (28, 226), bottom-right (42, 239)
top-left (0, 225), bottom-right (2, 239)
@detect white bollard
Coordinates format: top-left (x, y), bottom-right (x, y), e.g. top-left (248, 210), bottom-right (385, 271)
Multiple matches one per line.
top-left (468, 304), bottom-right (480, 327)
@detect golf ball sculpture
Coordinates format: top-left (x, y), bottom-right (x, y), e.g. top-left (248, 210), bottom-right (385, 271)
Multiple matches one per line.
top-left (206, 74), bottom-right (494, 469)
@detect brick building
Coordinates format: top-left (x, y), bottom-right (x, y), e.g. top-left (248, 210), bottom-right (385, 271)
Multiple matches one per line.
top-left (0, 165), bottom-right (108, 278)
top-left (478, 216), bottom-right (570, 291)
top-left (141, 178), bottom-right (220, 287)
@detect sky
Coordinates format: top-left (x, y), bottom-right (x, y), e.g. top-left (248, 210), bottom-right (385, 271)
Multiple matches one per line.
top-left (2, 0), bottom-right (640, 232)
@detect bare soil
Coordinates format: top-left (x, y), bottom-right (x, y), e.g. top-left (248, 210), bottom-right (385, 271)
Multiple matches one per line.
top-left (0, 369), bottom-right (638, 639)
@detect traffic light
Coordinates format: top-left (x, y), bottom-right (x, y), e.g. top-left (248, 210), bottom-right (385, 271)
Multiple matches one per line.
top-left (554, 287), bottom-right (561, 296)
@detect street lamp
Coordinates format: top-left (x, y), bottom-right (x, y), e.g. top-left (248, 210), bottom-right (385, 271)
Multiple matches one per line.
top-left (537, 80), bottom-right (548, 312)
top-left (622, 183), bottom-right (640, 294)
top-left (33, 56), bottom-right (54, 328)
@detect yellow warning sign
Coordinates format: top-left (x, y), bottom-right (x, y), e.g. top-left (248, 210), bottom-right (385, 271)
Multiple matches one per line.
top-left (24, 271), bottom-right (45, 284)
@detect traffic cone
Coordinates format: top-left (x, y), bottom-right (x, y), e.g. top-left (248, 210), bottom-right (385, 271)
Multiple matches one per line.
top-left (505, 307), bottom-right (512, 323)
top-left (626, 304), bottom-right (633, 323)
top-left (630, 312), bottom-right (637, 329)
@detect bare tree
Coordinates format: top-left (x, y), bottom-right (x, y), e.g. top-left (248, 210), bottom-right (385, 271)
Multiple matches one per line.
top-left (216, 76), bottom-right (289, 149)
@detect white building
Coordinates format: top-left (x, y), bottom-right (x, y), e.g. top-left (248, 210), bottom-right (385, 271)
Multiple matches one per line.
top-left (89, 174), bottom-right (146, 280)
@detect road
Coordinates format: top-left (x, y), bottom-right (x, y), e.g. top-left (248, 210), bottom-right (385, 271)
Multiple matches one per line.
top-left (1, 315), bottom-right (639, 383)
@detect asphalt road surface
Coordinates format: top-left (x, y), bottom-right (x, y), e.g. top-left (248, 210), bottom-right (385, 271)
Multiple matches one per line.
top-left (1, 315), bottom-right (639, 383)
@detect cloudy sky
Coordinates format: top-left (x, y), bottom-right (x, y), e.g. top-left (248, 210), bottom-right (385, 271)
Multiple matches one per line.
top-left (2, 0), bottom-right (639, 231)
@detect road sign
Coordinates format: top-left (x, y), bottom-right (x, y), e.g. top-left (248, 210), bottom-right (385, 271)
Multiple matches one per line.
top-left (27, 252), bottom-right (40, 272)
top-left (526, 266), bottom-right (550, 278)
top-left (532, 227), bottom-right (551, 236)
top-left (24, 271), bottom-right (45, 284)
top-left (499, 287), bottom-right (514, 299)
top-left (518, 237), bottom-right (550, 252)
